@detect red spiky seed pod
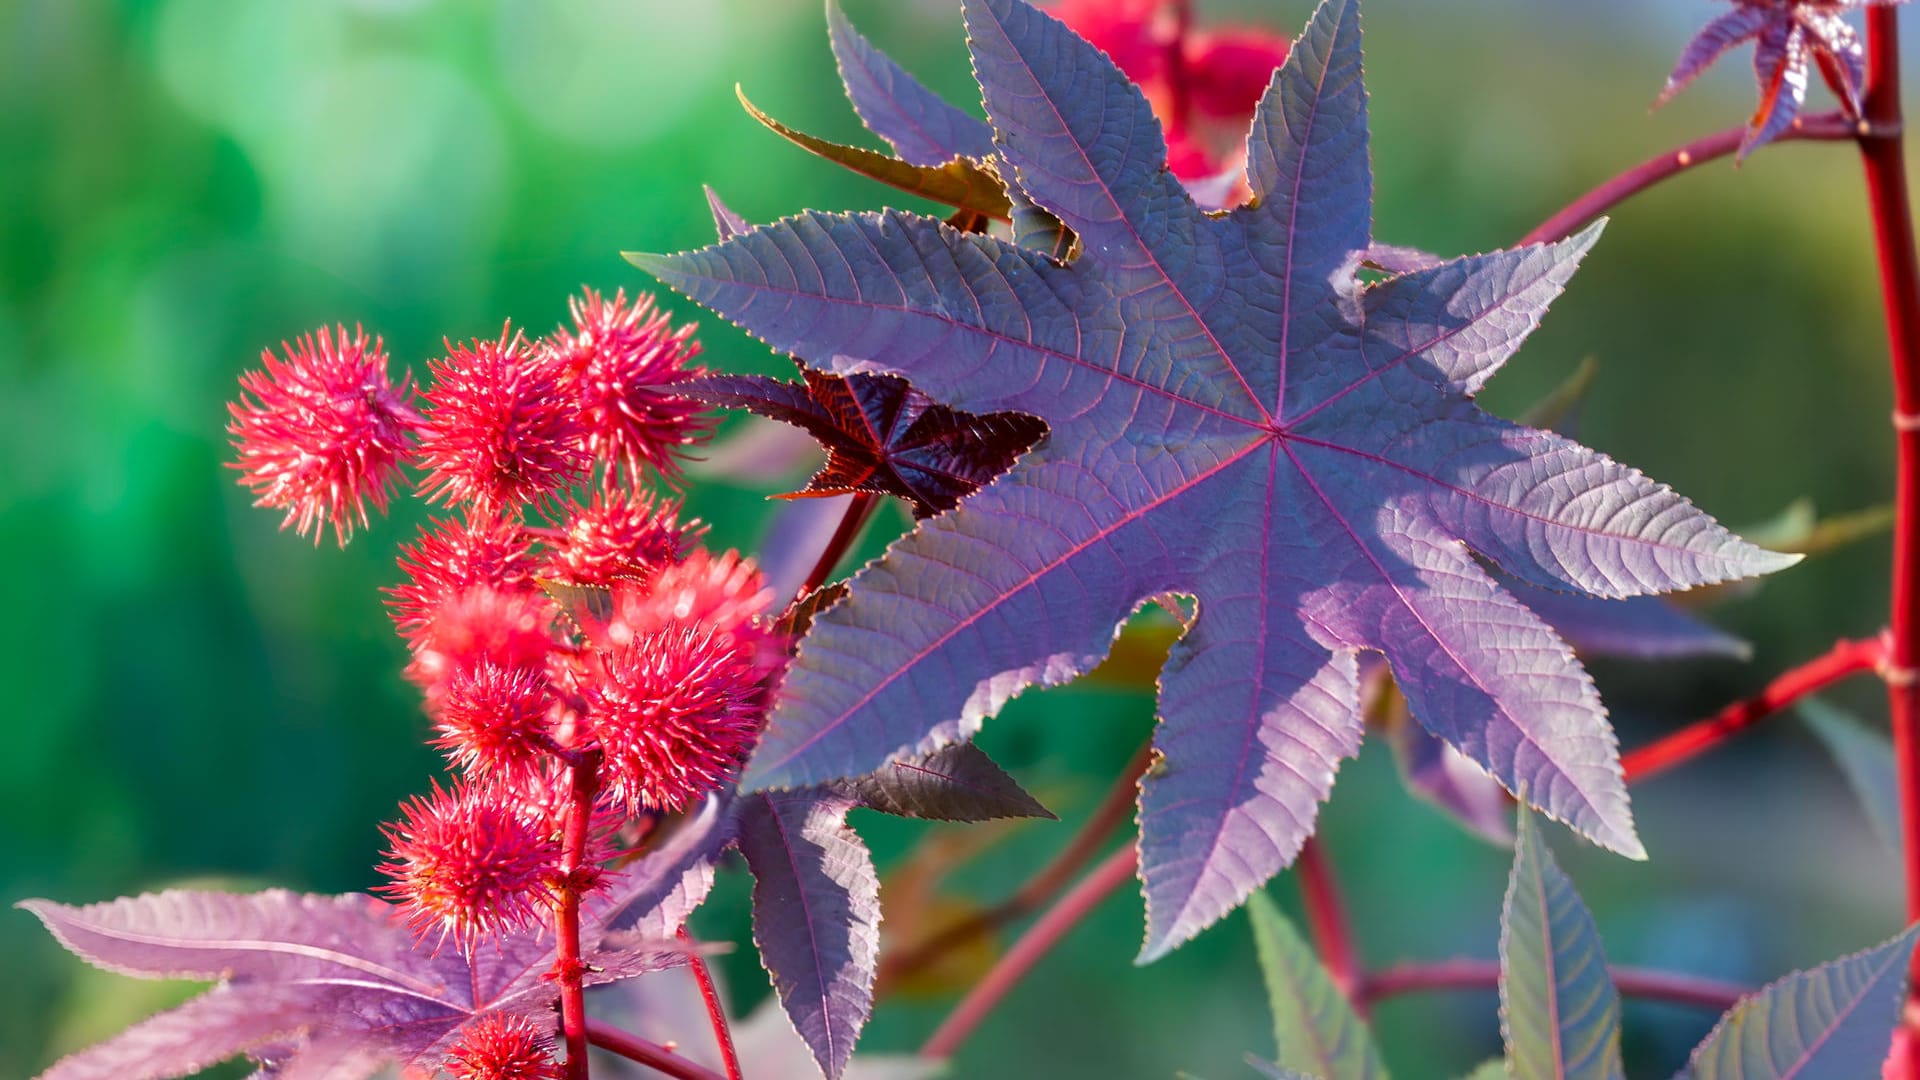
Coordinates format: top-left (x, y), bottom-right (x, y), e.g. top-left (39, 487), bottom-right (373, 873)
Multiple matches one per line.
top-left (227, 325), bottom-right (421, 546)
top-left (406, 584), bottom-right (557, 699)
top-left (606, 548), bottom-right (772, 649)
top-left (443, 1013), bottom-right (561, 1080)
top-left (378, 776), bottom-right (562, 952)
top-left (389, 516), bottom-right (537, 648)
top-left (544, 487), bottom-right (699, 589)
top-left (545, 288), bottom-right (712, 482)
top-left (418, 325), bottom-right (590, 516)
top-left (434, 661), bottom-right (558, 784)
top-left (586, 623), bottom-right (767, 812)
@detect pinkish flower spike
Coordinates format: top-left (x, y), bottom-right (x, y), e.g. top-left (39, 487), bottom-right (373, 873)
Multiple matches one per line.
top-left (227, 324), bottom-right (421, 546)
top-left (545, 288), bottom-right (714, 483)
top-left (418, 325), bottom-right (590, 515)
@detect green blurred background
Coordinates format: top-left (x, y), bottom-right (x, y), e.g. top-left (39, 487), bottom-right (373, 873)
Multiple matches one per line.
top-left (0, 0), bottom-right (1909, 1076)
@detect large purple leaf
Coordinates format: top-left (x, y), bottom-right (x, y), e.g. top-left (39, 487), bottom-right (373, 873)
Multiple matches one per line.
top-left (635, 0), bottom-right (1794, 959)
top-left (735, 791), bottom-right (882, 1080)
top-left (1681, 924), bottom-right (1920, 1079)
top-left (1507, 576), bottom-right (1750, 661)
top-left (21, 811), bottom-right (715, 1080)
top-left (1498, 813), bottom-right (1624, 1080)
top-left (826, 0), bottom-right (995, 166)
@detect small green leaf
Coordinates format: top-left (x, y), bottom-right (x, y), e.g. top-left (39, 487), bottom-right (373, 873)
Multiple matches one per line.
top-left (1800, 697), bottom-right (1901, 851)
top-left (1461, 1061), bottom-right (1509, 1080)
top-left (736, 87), bottom-right (1012, 222)
top-left (1247, 890), bottom-right (1387, 1080)
top-left (1681, 924), bottom-right (1920, 1079)
top-left (1499, 812), bottom-right (1624, 1080)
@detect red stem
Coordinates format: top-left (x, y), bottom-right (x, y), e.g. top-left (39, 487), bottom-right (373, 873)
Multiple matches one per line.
top-left (919, 843), bottom-right (1138, 1060)
top-left (1295, 837), bottom-right (1360, 1007)
top-left (797, 492), bottom-right (878, 600)
top-left (586, 1020), bottom-right (729, 1080)
top-left (1518, 111), bottom-right (1860, 247)
top-left (1860, 6), bottom-right (1920, 1068)
top-left (1620, 636), bottom-right (1884, 785)
top-left (556, 757), bottom-right (604, 1080)
top-left (880, 741), bottom-right (1153, 991)
top-left (677, 927), bottom-right (743, 1080)
top-left (1360, 959), bottom-right (1747, 1014)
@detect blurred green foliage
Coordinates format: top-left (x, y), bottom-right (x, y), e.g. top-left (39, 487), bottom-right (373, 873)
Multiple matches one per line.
top-left (0, 1), bottom-right (1907, 1077)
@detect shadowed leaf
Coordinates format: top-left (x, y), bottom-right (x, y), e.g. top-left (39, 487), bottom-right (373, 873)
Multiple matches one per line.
top-left (735, 791), bottom-right (881, 1080)
top-left (826, 0), bottom-right (996, 165)
top-left (836, 742), bottom-right (1053, 822)
top-left (1801, 696), bottom-right (1901, 850)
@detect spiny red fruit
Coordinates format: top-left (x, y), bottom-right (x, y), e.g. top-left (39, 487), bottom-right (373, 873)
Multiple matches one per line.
top-left (406, 584), bottom-right (557, 699)
top-left (228, 325), bottom-right (421, 546)
top-left (435, 661), bottom-right (557, 783)
top-left (443, 1013), bottom-right (560, 1080)
top-left (545, 487), bottom-right (698, 588)
top-left (608, 548), bottom-right (772, 647)
top-left (418, 325), bottom-right (590, 515)
top-left (389, 516), bottom-right (537, 647)
top-left (545, 288), bottom-right (712, 482)
top-left (587, 623), bottom-right (767, 812)
top-left (378, 776), bottom-right (562, 952)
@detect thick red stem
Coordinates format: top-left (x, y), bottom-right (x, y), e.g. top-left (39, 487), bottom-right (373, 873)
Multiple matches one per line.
top-left (677, 927), bottom-right (743, 1080)
top-left (1860, 7), bottom-right (1920, 1071)
top-left (797, 492), bottom-right (878, 600)
top-left (1295, 837), bottom-right (1360, 1007)
top-left (1519, 112), bottom-right (1860, 246)
top-left (1361, 959), bottom-right (1747, 1013)
top-left (879, 741), bottom-right (1153, 991)
top-left (586, 1020), bottom-right (729, 1080)
top-left (920, 844), bottom-right (1138, 1060)
top-left (556, 757), bottom-right (603, 1080)
top-left (1620, 636), bottom-right (1884, 784)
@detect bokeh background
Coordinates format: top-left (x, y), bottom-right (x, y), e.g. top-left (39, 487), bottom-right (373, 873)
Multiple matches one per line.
top-left (1, 0), bottom-right (1910, 1076)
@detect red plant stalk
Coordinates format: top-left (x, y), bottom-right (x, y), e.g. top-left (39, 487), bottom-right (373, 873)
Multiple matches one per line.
top-left (1620, 636), bottom-right (1885, 784)
top-left (1295, 837), bottom-right (1360, 1005)
top-left (1360, 959), bottom-right (1748, 1013)
top-left (677, 927), bottom-right (744, 1080)
top-left (586, 1020), bottom-right (729, 1080)
top-left (1518, 111), bottom-right (1860, 247)
top-left (556, 756), bottom-right (602, 1080)
top-left (1860, 5), bottom-right (1920, 1067)
top-left (920, 843), bottom-right (1139, 1059)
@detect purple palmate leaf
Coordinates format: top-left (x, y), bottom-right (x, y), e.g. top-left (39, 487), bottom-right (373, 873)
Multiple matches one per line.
top-left (22, 799), bottom-right (726, 1080)
top-left (735, 791), bottom-right (882, 1080)
top-left (635, 0), bottom-right (1796, 959)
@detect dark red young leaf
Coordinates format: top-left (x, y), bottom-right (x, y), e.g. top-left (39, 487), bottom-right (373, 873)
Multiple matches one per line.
top-left (1657, 0), bottom-right (1908, 155)
top-left (683, 368), bottom-right (1045, 518)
